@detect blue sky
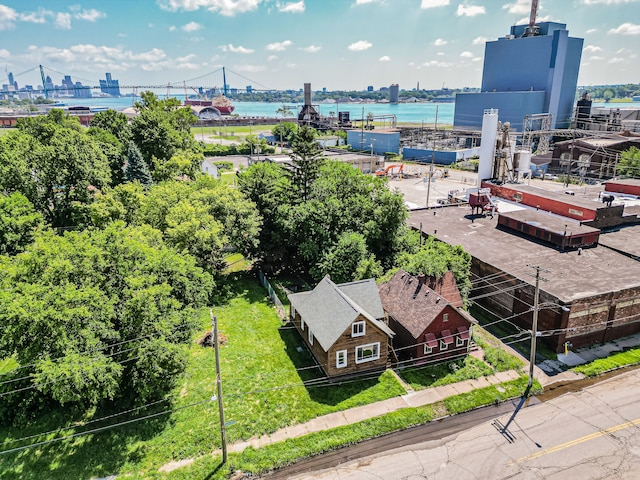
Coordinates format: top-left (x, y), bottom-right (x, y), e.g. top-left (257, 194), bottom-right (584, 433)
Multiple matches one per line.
top-left (1, 0), bottom-right (638, 93)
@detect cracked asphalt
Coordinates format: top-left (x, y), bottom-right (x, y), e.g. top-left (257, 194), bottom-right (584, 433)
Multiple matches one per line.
top-left (282, 369), bottom-right (640, 479)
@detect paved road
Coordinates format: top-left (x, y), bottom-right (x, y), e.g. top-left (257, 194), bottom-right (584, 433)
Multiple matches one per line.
top-left (282, 369), bottom-right (640, 479)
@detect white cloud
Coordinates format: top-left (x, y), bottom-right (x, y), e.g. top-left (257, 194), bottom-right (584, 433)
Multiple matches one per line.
top-left (588, 55), bottom-right (604, 61)
top-left (300, 44), bottom-right (321, 53)
top-left (472, 36), bottom-right (487, 45)
top-left (0, 48), bottom-right (10, 59)
top-left (608, 23), bottom-right (640, 35)
top-left (267, 55), bottom-right (278, 61)
top-left (457, 4), bottom-right (486, 16)
top-left (379, 55), bottom-right (390, 62)
top-left (437, 52), bottom-right (445, 56)
top-left (176, 53), bottom-right (196, 62)
top-left (460, 51), bottom-right (474, 58)
top-left (586, 28), bottom-right (598, 34)
top-left (0, 4), bottom-right (17, 30)
top-left (223, 44), bottom-right (255, 54)
top-left (355, 0), bottom-right (379, 4)
top-left (582, 0), bottom-right (638, 4)
top-left (420, 0), bottom-right (449, 8)
top-left (434, 38), bottom-right (447, 46)
top-left (157, 0), bottom-right (262, 16)
top-left (177, 61), bottom-right (200, 70)
top-left (169, 25), bottom-right (176, 31)
top-left (348, 40), bottom-right (372, 51)
top-left (423, 60), bottom-right (453, 67)
top-left (583, 45), bottom-right (603, 52)
top-left (277, 1), bottom-right (305, 13)
top-left (19, 8), bottom-right (52, 24)
top-left (515, 14), bottom-right (552, 24)
top-left (182, 21), bottom-right (202, 31)
top-left (74, 9), bottom-right (106, 22)
top-left (608, 57), bottom-right (625, 63)
top-left (55, 12), bottom-right (71, 29)
top-left (472, 56), bottom-right (482, 62)
top-left (502, 0), bottom-right (530, 15)
top-left (233, 63), bottom-right (266, 73)
top-left (266, 40), bottom-right (293, 51)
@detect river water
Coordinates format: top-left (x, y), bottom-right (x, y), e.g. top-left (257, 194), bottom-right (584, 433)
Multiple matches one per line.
top-left (60, 96), bottom-right (617, 125)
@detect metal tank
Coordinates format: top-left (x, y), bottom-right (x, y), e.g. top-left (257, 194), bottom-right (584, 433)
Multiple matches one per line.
top-left (478, 109), bottom-right (499, 182)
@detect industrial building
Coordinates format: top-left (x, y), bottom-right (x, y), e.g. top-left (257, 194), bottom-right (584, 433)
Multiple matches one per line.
top-left (408, 201), bottom-right (640, 353)
top-left (454, 2), bottom-right (582, 131)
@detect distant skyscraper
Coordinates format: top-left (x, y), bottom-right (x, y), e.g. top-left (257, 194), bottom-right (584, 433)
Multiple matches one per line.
top-left (99, 72), bottom-right (121, 97)
top-left (367, 85), bottom-right (374, 92)
top-left (454, 21), bottom-right (583, 130)
top-left (7, 71), bottom-right (16, 90)
top-left (389, 84), bottom-right (399, 104)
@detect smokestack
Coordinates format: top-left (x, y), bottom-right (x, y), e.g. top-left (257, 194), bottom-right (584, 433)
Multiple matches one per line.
top-left (304, 83), bottom-right (312, 106)
top-left (529, 0), bottom-right (538, 29)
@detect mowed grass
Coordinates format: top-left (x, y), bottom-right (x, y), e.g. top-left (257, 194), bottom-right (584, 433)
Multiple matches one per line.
top-left (0, 270), bottom-right (405, 479)
top-left (398, 356), bottom-right (494, 391)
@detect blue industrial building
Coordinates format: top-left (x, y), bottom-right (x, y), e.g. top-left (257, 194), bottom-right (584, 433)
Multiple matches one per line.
top-left (454, 22), bottom-right (583, 131)
top-left (346, 129), bottom-right (400, 155)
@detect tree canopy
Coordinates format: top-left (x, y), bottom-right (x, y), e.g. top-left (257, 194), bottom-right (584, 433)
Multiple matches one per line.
top-left (0, 223), bottom-right (212, 423)
top-left (617, 146), bottom-right (640, 178)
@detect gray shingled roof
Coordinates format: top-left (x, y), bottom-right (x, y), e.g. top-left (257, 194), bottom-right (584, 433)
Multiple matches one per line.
top-left (288, 276), bottom-right (393, 352)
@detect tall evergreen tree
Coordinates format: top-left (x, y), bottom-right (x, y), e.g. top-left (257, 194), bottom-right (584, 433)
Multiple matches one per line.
top-left (125, 141), bottom-right (153, 186)
top-left (288, 126), bottom-right (325, 202)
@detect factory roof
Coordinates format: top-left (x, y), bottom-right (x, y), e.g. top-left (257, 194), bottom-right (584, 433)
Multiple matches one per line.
top-left (498, 209), bottom-right (600, 236)
top-left (408, 206), bottom-right (640, 303)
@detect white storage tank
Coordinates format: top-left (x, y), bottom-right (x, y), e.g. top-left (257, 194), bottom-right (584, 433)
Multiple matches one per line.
top-left (514, 149), bottom-right (532, 172)
top-left (478, 109), bottom-right (499, 182)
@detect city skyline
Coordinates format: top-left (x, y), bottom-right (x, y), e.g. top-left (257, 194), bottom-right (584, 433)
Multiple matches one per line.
top-left (0, 0), bottom-right (638, 93)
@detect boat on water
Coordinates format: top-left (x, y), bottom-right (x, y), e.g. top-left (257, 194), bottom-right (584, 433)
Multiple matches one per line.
top-left (184, 95), bottom-right (235, 115)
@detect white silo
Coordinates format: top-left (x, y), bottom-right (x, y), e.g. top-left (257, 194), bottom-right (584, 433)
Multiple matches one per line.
top-left (478, 109), bottom-right (499, 183)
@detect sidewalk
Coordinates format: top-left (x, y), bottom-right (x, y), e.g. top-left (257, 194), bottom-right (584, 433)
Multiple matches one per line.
top-left (159, 369), bottom-right (522, 472)
top-left (228, 370), bottom-right (521, 454)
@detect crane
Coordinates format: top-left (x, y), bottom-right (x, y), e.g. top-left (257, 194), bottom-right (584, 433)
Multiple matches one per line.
top-left (525, 0), bottom-right (539, 37)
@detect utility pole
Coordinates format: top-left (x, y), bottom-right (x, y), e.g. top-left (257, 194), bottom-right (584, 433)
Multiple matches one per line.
top-left (494, 263), bottom-right (549, 442)
top-left (526, 264), bottom-right (548, 392)
top-left (210, 309), bottom-right (227, 464)
top-left (425, 105), bottom-right (439, 207)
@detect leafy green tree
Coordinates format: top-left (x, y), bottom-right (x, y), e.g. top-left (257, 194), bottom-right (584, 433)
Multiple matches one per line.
top-left (603, 89), bottom-right (614, 102)
top-left (90, 109), bottom-right (130, 144)
top-left (125, 141), bottom-right (153, 186)
top-left (617, 146), bottom-right (640, 178)
top-left (89, 182), bottom-right (146, 228)
top-left (0, 223), bottom-right (212, 422)
top-left (153, 150), bottom-right (203, 182)
top-left (313, 231), bottom-right (371, 283)
top-left (397, 237), bottom-right (472, 301)
top-left (272, 122), bottom-right (298, 145)
top-left (288, 125), bottom-right (325, 201)
top-left (0, 192), bottom-right (43, 255)
top-left (275, 104), bottom-right (294, 118)
top-left (237, 161), bottom-right (292, 263)
top-left (6, 111), bottom-right (111, 227)
top-left (88, 127), bottom-right (127, 187)
top-left (130, 91), bottom-right (199, 170)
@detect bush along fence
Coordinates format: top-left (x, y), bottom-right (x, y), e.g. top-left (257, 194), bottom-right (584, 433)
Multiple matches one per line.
top-left (258, 270), bottom-right (286, 320)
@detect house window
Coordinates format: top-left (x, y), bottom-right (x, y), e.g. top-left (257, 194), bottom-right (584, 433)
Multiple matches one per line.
top-left (456, 337), bottom-right (465, 348)
top-left (352, 321), bottom-right (366, 337)
top-left (424, 344), bottom-right (432, 355)
top-left (356, 343), bottom-right (380, 364)
top-left (308, 329), bottom-right (314, 345)
top-left (301, 318), bottom-right (305, 331)
top-left (440, 339), bottom-right (448, 350)
top-left (291, 306), bottom-right (296, 319)
top-left (443, 313), bottom-right (449, 322)
top-left (336, 350), bottom-right (347, 368)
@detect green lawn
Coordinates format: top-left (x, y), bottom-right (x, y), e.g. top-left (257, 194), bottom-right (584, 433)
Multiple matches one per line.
top-left (0, 271), bottom-right (405, 479)
top-left (398, 356), bottom-right (494, 391)
top-left (572, 347), bottom-right (640, 377)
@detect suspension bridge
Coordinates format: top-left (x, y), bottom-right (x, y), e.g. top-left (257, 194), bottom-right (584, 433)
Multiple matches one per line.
top-left (1, 65), bottom-right (278, 98)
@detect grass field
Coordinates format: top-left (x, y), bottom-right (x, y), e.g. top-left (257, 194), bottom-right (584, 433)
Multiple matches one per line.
top-left (572, 347), bottom-right (640, 377)
top-left (0, 271), bottom-right (405, 479)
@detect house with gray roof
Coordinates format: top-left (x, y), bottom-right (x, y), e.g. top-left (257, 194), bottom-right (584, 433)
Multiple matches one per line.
top-left (288, 276), bottom-right (394, 377)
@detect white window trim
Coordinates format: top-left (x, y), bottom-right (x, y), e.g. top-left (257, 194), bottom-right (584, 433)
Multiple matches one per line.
top-left (308, 329), bottom-right (314, 345)
top-left (301, 318), bottom-right (305, 331)
top-left (440, 339), bottom-right (448, 351)
top-left (424, 344), bottom-right (432, 355)
top-left (456, 336), bottom-right (465, 347)
top-left (352, 321), bottom-right (366, 337)
top-left (336, 350), bottom-right (347, 368)
top-left (443, 313), bottom-right (449, 322)
top-left (355, 342), bottom-right (380, 364)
